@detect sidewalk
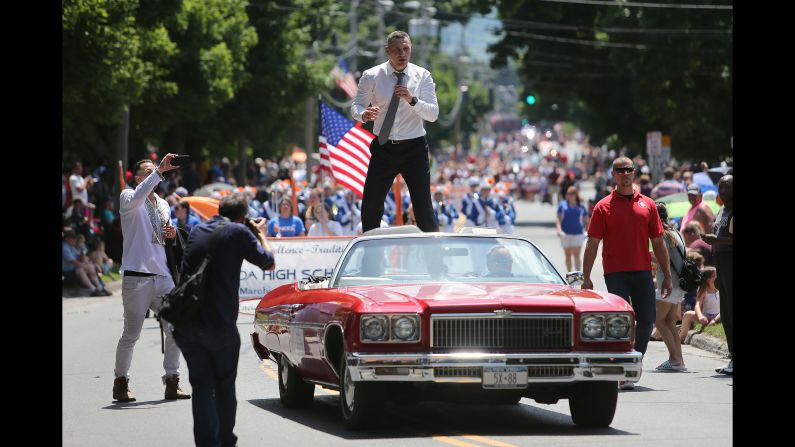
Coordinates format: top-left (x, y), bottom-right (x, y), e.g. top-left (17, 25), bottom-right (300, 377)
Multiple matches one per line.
top-left (685, 331), bottom-right (730, 358)
top-left (62, 278), bottom-right (122, 299)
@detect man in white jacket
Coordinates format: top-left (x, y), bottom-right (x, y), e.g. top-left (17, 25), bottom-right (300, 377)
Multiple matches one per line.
top-left (112, 153), bottom-right (191, 402)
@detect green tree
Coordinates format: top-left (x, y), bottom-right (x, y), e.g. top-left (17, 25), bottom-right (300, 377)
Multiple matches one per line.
top-left (131, 0), bottom-right (258, 158)
top-left (63, 0), bottom-right (178, 158)
top-left (207, 0), bottom-right (335, 161)
top-left (462, 0), bottom-right (732, 161)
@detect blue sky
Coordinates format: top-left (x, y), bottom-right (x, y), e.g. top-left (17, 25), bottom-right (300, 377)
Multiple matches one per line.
top-left (439, 8), bottom-right (502, 63)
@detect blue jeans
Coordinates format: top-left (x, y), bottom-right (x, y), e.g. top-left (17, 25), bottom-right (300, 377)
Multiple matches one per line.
top-left (604, 270), bottom-right (656, 355)
top-left (174, 324), bottom-right (241, 447)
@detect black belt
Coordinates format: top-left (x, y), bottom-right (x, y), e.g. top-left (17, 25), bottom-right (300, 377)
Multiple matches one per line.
top-left (383, 136), bottom-right (424, 145)
top-left (124, 270), bottom-right (156, 277)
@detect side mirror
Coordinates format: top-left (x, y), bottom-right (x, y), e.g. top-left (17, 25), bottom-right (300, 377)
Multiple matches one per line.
top-left (566, 271), bottom-right (584, 286)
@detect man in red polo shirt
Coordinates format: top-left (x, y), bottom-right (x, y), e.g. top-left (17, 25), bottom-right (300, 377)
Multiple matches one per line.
top-left (582, 156), bottom-right (673, 390)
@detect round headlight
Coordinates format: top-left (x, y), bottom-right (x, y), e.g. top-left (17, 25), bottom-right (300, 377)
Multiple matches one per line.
top-left (362, 317), bottom-right (386, 340)
top-left (392, 317), bottom-right (416, 340)
top-left (606, 316), bottom-right (630, 338)
top-left (582, 316), bottom-right (604, 339)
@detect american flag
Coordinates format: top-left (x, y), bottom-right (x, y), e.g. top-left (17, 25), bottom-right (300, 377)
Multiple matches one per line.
top-left (319, 101), bottom-right (374, 198)
top-left (331, 59), bottom-right (358, 99)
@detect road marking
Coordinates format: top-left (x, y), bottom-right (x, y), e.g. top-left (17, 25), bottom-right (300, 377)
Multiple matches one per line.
top-left (460, 435), bottom-right (517, 447)
top-left (259, 362), bottom-right (278, 380)
top-left (430, 436), bottom-right (482, 447)
top-left (259, 360), bottom-right (338, 395)
top-left (258, 360), bottom-right (516, 447)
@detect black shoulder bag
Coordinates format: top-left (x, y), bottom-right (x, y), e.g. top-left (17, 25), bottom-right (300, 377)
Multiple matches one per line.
top-left (159, 221), bottom-right (227, 326)
top-left (669, 231), bottom-right (702, 292)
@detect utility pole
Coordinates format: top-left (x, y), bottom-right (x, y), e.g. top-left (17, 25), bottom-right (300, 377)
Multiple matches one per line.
top-left (349, 0), bottom-right (359, 75)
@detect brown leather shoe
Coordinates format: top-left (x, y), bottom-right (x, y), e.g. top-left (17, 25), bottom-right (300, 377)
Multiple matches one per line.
top-left (113, 376), bottom-right (136, 402)
top-left (163, 375), bottom-right (191, 400)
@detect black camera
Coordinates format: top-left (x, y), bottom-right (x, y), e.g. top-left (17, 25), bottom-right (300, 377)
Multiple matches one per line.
top-left (171, 155), bottom-right (191, 167)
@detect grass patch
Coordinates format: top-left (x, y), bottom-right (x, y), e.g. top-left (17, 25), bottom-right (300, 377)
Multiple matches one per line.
top-left (697, 323), bottom-right (726, 341)
top-left (100, 264), bottom-right (122, 284)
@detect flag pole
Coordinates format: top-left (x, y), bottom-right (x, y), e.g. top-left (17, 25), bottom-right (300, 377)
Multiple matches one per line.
top-left (118, 160), bottom-right (125, 191)
top-left (290, 156), bottom-right (299, 216)
top-left (395, 175), bottom-right (403, 226)
top-left (317, 95), bottom-right (323, 188)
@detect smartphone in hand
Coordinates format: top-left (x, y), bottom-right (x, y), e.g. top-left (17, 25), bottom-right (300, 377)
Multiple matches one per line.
top-left (172, 155), bottom-right (191, 167)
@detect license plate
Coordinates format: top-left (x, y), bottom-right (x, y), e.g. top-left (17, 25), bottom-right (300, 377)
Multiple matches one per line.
top-left (482, 366), bottom-right (528, 389)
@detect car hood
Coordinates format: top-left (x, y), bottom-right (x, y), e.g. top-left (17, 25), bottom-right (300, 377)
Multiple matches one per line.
top-left (342, 282), bottom-right (621, 314)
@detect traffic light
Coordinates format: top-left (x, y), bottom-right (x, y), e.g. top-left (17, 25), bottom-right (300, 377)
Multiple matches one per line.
top-left (526, 95), bottom-right (536, 105)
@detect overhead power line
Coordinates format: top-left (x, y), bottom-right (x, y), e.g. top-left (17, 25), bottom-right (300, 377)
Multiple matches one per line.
top-left (505, 30), bottom-right (648, 49)
top-left (537, 0), bottom-right (732, 10)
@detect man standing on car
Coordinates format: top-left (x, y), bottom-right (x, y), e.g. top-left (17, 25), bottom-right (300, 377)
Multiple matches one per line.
top-left (113, 153), bottom-right (190, 402)
top-left (352, 30), bottom-right (439, 233)
top-left (581, 156), bottom-right (673, 390)
top-left (175, 193), bottom-right (275, 447)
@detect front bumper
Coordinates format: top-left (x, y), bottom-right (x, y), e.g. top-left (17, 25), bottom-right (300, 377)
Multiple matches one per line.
top-left (347, 351), bottom-right (642, 384)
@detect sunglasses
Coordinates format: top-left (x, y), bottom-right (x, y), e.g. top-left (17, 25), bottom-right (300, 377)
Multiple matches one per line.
top-left (614, 167), bottom-right (634, 174)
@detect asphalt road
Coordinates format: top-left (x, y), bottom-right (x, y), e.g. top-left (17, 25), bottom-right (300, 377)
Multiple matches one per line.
top-left (63, 192), bottom-right (732, 446)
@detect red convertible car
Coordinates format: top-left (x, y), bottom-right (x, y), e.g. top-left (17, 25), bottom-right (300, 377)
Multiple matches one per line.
top-left (251, 227), bottom-right (641, 429)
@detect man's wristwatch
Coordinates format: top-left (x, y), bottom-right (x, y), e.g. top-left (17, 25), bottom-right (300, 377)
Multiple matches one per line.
top-left (409, 96), bottom-right (418, 107)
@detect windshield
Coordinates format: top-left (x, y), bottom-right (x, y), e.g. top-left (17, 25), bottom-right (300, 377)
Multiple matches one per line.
top-left (333, 236), bottom-right (565, 287)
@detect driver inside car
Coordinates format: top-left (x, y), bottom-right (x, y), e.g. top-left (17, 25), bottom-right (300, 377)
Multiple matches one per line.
top-left (484, 246), bottom-right (514, 277)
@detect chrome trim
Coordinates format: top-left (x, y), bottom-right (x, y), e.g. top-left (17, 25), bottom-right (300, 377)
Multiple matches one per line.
top-left (329, 233), bottom-right (568, 288)
top-left (345, 351), bottom-right (642, 384)
top-left (431, 313), bottom-right (572, 319)
top-left (430, 313), bottom-right (574, 349)
top-left (322, 321), bottom-right (345, 378)
top-left (305, 379), bottom-right (340, 390)
top-left (360, 313), bottom-right (422, 343)
top-left (255, 320), bottom-right (325, 330)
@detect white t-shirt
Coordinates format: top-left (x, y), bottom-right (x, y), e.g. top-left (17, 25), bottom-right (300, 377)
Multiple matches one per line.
top-left (70, 174), bottom-right (89, 206)
top-left (308, 220), bottom-right (343, 237)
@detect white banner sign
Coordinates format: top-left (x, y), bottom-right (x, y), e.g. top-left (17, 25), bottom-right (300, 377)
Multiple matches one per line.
top-left (238, 236), bottom-right (354, 299)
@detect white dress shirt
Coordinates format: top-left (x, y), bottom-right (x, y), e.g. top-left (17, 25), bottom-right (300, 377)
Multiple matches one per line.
top-left (119, 170), bottom-right (171, 276)
top-left (351, 61), bottom-right (439, 141)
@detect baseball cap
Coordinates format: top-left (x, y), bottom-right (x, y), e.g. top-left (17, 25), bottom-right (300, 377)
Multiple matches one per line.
top-left (687, 184), bottom-right (701, 195)
top-left (175, 186), bottom-right (188, 196)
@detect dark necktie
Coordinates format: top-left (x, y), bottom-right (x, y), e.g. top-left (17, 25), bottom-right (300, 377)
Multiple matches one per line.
top-left (378, 71), bottom-right (405, 145)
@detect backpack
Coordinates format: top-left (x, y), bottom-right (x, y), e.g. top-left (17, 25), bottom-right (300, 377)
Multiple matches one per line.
top-left (159, 221), bottom-right (226, 326)
top-left (669, 231), bottom-right (702, 292)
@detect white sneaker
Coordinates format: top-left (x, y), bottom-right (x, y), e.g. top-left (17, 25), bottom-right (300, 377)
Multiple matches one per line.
top-left (618, 380), bottom-right (635, 390)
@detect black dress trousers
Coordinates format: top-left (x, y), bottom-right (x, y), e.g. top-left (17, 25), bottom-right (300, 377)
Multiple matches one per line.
top-left (361, 136), bottom-right (439, 233)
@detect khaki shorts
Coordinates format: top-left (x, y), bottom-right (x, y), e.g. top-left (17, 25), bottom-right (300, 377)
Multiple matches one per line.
top-left (560, 233), bottom-right (585, 248)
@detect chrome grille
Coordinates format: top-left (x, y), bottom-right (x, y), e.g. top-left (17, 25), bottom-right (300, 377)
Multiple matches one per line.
top-left (431, 314), bottom-right (572, 350)
top-left (434, 367), bottom-right (482, 378)
top-left (527, 366), bottom-right (574, 378)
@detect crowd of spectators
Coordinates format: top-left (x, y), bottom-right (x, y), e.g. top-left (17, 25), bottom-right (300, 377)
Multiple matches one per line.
top-left (63, 127), bottom-right (731, 299)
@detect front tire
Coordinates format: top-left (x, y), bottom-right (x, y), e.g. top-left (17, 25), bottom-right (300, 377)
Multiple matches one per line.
top-left (277, 354), bottom-right (314, 408)
top-left (339, 352), bottom-right (382, 430)
top-left (568, 381), bottom-right (618, 428)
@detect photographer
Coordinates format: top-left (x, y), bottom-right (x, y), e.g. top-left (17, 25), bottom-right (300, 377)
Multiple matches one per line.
top-left (175, 193), bottom-right (275, 447)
